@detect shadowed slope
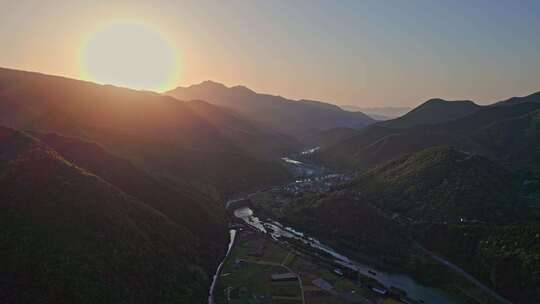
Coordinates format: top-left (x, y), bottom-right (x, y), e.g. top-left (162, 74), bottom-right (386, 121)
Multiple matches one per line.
top-left (495, 90), bottom-right (540, 106)
top-left (32, 131), bottom-right (227, 267)
top-left (380, 98), bottom-right (481, 129)
top-left (0, 67), bottom-right (291, 197)
top-left (317, 99), bottom-right (540, 171)
top-left (0, 127), bottom-right (215, 303)
top-left (184, 100), bottom-right (301, 160)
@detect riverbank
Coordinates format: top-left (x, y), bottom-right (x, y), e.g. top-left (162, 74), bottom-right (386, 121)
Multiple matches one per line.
top-left (247, 189), bottom-right (512, 304)
top-left (244, 156), bottom-right (514, 304)
top-left (209, 230), bottom-right (237, 304)
top-left (211, 153), bottom-right (513, 304)
top-left (212, 224), bottom-right (379, 304)
top-left (233, 206), bottom-right (462, 304)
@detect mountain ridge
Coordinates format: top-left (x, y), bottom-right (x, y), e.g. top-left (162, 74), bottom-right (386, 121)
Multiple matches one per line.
top-left (0, 127), bottom-right (218, 303)
top-left (315, 94), bottom-right (540, 171)
top-left (380, 98), bottom-right (482, 129)
top-left (0, 67), bottom-right (292, 197)
top-left (167, 80), bottom-right (375, 141)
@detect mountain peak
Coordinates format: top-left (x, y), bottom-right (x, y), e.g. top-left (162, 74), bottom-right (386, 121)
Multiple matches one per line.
top-left (380, 98), bottom-right (481, 128)
top-left (166, 80), bottom-right (375, 139)
top-left (425, 98), bottom-right (447, 103)
top-left (423, 98), bottom-right (476, 106)
top-left (230, 85), bottom-right (255, 94)
top-left (197, 80), bottom-right (228, 89)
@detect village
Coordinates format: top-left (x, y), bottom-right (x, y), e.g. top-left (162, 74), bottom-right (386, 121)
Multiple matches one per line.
top-left (279, 173), bottom-right (352, 197)
top-left (212, 153), bottom-right (507, 304)
top-left (213, 217), bottom-right (420, 304)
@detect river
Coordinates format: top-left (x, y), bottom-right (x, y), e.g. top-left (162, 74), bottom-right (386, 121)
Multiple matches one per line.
top-left (208, 229), bottom-right (236, 304)
top-left (210, 151), bottom-right (471, 304)
top-left (234, 206), bottom-right (459, 304)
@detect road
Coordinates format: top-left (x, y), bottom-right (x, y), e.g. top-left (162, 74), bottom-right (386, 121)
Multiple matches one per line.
top-left (416, 243), bottom-right (512, 304)
top-left (224, 154), bottom-right (513, 304)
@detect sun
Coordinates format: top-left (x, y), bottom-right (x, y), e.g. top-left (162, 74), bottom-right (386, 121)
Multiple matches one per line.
top-left (80, 21), bottom-right (179, 91)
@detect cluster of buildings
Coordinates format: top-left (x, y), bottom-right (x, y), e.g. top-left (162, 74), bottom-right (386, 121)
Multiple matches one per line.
top-left (272, 173), bottom-right (352, 197)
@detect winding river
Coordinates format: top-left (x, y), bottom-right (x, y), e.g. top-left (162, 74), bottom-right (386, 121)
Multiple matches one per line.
top-left (210, 151), bottom-right (472, 304)
top-left (233, 206), bottom-right (460, 304)
top-left (208, 230), bottom-right (236, 304)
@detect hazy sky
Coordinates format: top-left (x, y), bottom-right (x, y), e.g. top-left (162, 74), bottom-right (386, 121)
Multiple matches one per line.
top-left (1, 0), bottom-right (539, 107)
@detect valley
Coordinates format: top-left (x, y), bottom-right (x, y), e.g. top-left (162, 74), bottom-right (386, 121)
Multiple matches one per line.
top-left (0, 68), bottom-right (538, 303)
top-left (210, 154), bottom-right (514, 304)
top-left (2, 4), bottom-right (540, 304)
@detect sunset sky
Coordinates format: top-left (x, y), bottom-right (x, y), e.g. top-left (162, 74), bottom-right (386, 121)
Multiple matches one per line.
top-left (2, 0), bottom-right (539, 107)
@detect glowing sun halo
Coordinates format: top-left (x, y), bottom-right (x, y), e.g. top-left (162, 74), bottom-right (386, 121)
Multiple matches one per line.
top-left (81, 22), bottom-right (179, 91)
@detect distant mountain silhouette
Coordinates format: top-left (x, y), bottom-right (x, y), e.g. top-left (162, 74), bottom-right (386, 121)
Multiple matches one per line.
top-left (3, 65), bottom-right (538, 303)
top-left (380, 98), bottom-right (481, 128)
top-left (316, 95), bottom-right (540, 170)
top-left (340, 105), bottom-right (412, 120)
top-left (318, 125), bottom-right (476, 170)
top-left (433, 101), bottom-right (540, 135)
top-left (167, 81), bottom-right (374, 141)
top-left (494, 90), bottom-right (540, 106)
top-left (0, 67), bottom-right (291, 197)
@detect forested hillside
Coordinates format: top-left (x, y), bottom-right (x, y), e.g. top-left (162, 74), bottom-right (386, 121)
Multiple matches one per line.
top-left (316, 97), bottom-right (540, 172)
top-left (0, 127), bottom-right (222, 303)
top-left (352, 146), bottom-right (521, 223)
top-left (0, 67), bottom-right (291, 197)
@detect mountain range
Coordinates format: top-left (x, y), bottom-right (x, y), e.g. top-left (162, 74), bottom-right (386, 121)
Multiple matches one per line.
top-left (289, 91), bottom-right (540, 303)
top-left (167, 81), bottom-right (375, 141)
top-left (0, 67), bottom-right (299, 303)
top-left (1, 66), bottom-right (539, 303)
top-left (313, 92), bottom-right (540, 171)
top-left (0, 67), bottom-right (292, 198)
top-left (379, 98), bottom-right (481, 128)
top-left (339, 105), bottom-right (412, 120)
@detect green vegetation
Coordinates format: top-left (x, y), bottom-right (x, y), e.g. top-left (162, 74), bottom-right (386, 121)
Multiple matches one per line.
top-left (214, 232), bottom-right (302, 304)
top-left (414, 223), bottom-right (540, 302)
top-left (214, 229), bottom-right (376, 304)
top-left (32, 131), bottom-right (228, 267)
top-left (317, 99), bottom-right (540, 171)
top-left (353, 146), bottom-right (521, 223)
top-left (218, 263), bottom-right (277, 303)
top-left (0, 128), bottom-right (215, 303)
top-left (271, 146), bottom-right (536, 303)
top-left (521, 110), bottom-right (540, 199)
top-left (283, 192), bottom-right (414, 264)
top-left (1, 67), bottom-right (539, 304)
